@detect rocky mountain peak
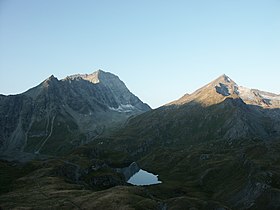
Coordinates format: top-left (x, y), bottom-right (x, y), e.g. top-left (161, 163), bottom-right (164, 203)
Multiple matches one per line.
top-left (211, 74), bottom-right (238, 97)
top-left (169, 74), bottom-right (239, 106)
top-left (80, 69), bottom-right (109, 84)
top-left (44, 75), bottom-right (57, 82)
top-left (56, 70), bottom-right (150, 113)
top-left (63, 70), bottom-right (119, 85)
top-left (91, 70), bottom-right (122, 85)
top-left (209, 74), bottom-right (237, 89)
top-left (0, 69), bottom-right (151, 155)
top-left (42, 75), bottom-right (59, 87)
top-left (169, 74), bottom-right (280, 109)
top-left (211, 74), bottom-right (280, 108)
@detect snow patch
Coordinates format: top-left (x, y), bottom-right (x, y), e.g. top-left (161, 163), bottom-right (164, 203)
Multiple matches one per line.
top-left (109, 104), bottom-right (136, 112)
top-left (238, 86), bottom-right (254, 100)
top-left (234, 85), bottom-right (239, 95)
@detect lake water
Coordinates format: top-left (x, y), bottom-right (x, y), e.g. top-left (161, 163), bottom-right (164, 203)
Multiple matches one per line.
top-left (127, 169), bottom-right (162, 186)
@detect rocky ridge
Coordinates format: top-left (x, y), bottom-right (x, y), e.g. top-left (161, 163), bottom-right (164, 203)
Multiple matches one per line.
top-left (170, 74), bottom-right (280, 109)
top-left (0, 70), bottom-right (150, 156)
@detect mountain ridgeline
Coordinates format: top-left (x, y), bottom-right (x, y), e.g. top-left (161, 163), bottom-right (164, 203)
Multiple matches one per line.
top-left (0, 70), bottom-right (150, 155)
top-left (85, 74), bottom-right (280, 209)
top-left (100, 74), bottom-right (280, 155)
top-left (1, 72), bottom-right (280, 210)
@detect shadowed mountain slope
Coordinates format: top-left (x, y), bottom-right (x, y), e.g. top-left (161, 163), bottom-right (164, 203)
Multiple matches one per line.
top-left (99, 75), bottom-right (280, 156)
top-left (83, 74), bottom-right (280, 209)
top-left (0, 70), bottom-right (150, 156)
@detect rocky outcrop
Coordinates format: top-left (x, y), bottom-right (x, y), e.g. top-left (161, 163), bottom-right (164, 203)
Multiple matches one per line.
top-left (53, 159), bottom-right (126, 189)
top-left (116, 162), bottom-right (140, 181)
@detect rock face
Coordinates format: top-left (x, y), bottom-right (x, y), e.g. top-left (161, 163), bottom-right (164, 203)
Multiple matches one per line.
top-left (0, 70), bottom-right (151, 155)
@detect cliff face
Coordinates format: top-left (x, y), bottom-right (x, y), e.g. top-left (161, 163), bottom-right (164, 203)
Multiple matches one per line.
top-left (0, 70), bottom-right (151, 155)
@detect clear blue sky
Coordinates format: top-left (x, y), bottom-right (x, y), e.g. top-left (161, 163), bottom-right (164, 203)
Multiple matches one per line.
top-left (0, 0), bottom-right (280, 108)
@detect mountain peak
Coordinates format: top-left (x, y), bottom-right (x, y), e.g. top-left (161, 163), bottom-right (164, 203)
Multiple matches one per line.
top-left (169, 74), bottom-right (239, 106)
top-left (64, 70), bottom-right (117, 84)
top-left (214, 74), bottom-right (235, 85)
top-left (42, 75), bottom-right (58, 87)
top-left (96, 69), bottom-right (106, 74)
top-left (89, 69), bottom-right (117, 83)
top-left (63, 70), bottom-right (151, 111)
top-left (221, 74), bottom-right (230, 81)
top-left (45, 74), bottom-right (57, 81)
top-left (169, 74), bottom-right (280, 109)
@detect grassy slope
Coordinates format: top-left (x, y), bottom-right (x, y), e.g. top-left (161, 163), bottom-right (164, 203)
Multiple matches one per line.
top-left (1, 138), bottom-right (279, 209)
top-left (1, 97), bottom-right (280, 209)
top-left (139, 138), bottom-right (280, 209)
top-left (0, 158), bottom-right (159, 210)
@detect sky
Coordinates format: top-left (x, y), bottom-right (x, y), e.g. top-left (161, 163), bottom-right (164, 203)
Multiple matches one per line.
top-left (0, 0), bottom-right (280, 108)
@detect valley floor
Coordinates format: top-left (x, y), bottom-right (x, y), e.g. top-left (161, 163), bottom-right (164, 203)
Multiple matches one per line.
top-left (1, 138), bottom-right (280, 210)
